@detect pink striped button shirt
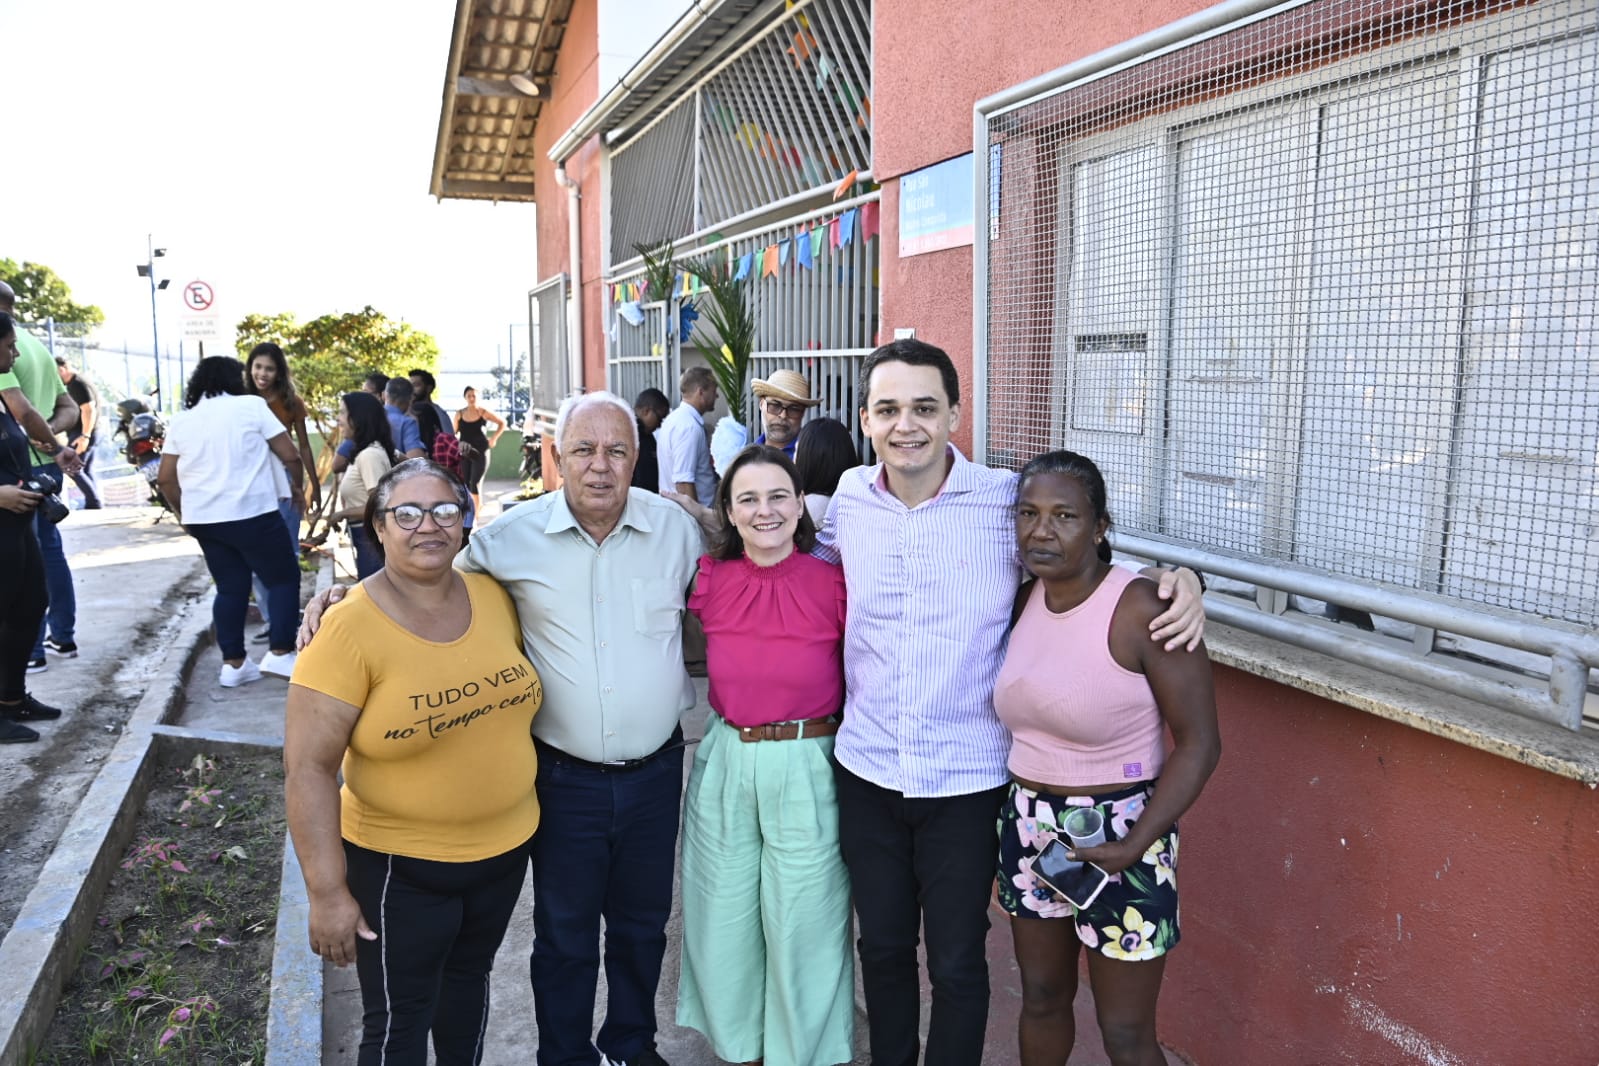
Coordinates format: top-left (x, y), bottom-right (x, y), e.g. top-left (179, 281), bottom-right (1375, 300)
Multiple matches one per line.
top-left (814, 447), bottom-right (1022, 798)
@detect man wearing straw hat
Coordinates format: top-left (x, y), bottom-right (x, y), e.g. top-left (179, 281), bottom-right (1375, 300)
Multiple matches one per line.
top-left (750, 369), bottom-right (821, 458)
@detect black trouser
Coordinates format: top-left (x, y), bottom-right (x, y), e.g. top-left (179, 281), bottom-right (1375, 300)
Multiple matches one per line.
top-left (344, 837), bottom-right (531, 1066)
top-left (835, 765), bottom-right (1008, 1066)
top-left (0, 516), bottom-right (46, 702)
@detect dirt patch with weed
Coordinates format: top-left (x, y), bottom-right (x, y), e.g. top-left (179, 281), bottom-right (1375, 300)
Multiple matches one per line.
top-left (39, 748), bottom-right (285, 1065)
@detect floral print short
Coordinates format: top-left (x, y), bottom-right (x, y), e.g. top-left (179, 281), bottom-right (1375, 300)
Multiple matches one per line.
top-left (996, 780), bottom-right (1180, 961)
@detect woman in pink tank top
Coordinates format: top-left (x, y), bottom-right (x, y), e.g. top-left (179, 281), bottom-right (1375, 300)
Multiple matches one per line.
top-left (993, 450), bottom-right (1221, 1066)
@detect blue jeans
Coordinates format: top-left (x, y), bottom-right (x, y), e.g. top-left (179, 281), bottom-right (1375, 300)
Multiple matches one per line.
top-left (529, 734), bottom-right (685, 1066)
top-left (187, 510), bottom-right (300, 659)
top-left (69, 430), bottom-right (102, 508)
top-left (349, 524), bottom-right (383, 580)
top-left (251, 498), bottom-right (301, 626)
top-left (32, 462), bottom-right (76, 657)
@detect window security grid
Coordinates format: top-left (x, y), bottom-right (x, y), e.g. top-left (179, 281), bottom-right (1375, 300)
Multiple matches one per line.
top-left (977, 0), bottom-right (1598, 729)
top-left (528, 274), bottom-right (569, 425)
top-left (608, 192), bottom-right (881, 461)
top-left (608, 0), bottom-right (872, 265)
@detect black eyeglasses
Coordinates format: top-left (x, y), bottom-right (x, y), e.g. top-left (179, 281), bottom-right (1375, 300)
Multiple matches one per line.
top-left (763, 398), bottom-right (807, 418)
top-left (380, 502), bottom-right (463, 530)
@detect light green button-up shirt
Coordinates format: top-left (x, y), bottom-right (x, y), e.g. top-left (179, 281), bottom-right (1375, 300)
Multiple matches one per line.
top-left (456, 486), bottom-right (702, 762)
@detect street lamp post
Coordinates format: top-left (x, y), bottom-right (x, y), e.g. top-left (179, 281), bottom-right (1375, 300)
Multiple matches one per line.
top-left (135, 235), bottom-right (170, 408)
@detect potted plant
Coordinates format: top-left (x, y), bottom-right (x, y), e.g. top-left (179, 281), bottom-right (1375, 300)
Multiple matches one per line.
top-left (686, 252), bottom-right (757, 474)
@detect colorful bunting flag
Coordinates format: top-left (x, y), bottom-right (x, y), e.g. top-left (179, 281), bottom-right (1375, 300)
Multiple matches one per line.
top-left (839, 208), bottom-right (856, 248)
top-left (735, 253), bottom-right (752, 281)
top-left (829, 217), bottom-right (841, 249)
top-left (834, 169), bottom-right (859, 201)
top-left (810, 226), bottom-right (826, 259)
top-left (762, 245), bottom-right (780, 278)
top-left (778, 239), bottom-right (791, 267)
top-left (815, 55), bottom-right (834, 90)
top-left (861, 201), bottom-right (880, 242)
top-left (796, 228), bottom-right (814, 270)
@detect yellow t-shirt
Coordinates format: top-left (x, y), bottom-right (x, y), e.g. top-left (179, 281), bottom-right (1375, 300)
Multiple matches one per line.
top-left (292, 571), bottom-right (542, 862)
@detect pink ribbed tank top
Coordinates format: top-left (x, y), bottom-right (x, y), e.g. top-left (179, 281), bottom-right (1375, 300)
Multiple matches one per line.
top-left (994, 567), bottom-right (1166, 786)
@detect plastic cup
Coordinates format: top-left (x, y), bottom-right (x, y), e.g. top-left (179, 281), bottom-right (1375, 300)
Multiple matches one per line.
top-left (1062, 806), bottom-right (1106, 850)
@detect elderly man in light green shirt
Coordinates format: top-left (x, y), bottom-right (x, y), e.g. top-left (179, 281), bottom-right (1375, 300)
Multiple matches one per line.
top-left (302, 390), bottom-right (702, 1066)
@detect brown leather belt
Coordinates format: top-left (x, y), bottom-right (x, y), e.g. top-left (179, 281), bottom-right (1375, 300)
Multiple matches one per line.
top-left (731, 715), bottom-right (841, 743)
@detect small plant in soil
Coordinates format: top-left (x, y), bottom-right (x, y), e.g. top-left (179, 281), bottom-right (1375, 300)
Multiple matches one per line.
top-left (37, 748), bottom-right (286, 1064)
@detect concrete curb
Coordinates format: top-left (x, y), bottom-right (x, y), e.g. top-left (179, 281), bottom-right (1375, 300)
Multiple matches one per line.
top-left (0, 582), bottom-right (212, 1066)
top-left (264, 550), bottom-right (334, 1066)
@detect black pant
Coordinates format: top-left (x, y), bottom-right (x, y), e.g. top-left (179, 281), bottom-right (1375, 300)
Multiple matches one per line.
top-left (344, 837), bottom-right (531, 1066)
top-left (529, 737), bottom-right (685, 1066)
top-left (0, 516), bottom-right (46, 702)
top-left (835, 765), bottom-right (1008, 1066)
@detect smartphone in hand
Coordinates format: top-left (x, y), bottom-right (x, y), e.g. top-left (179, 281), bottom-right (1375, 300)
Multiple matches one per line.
top-left (1033, 837), bottom-right (1112, 910)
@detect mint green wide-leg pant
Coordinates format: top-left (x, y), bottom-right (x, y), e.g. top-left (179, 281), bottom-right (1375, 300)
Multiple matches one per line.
top-left (676, 718), bottom-right (855, 1066)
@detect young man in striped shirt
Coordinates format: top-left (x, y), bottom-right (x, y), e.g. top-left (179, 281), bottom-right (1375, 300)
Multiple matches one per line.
top-left (812, 339), bottom-right (1204, 1066)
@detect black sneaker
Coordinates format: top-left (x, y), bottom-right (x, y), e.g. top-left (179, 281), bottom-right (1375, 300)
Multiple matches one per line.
top-left (251, 628), bottom-right (272, 645)
top-left (0, 719), bottom-right (39, 744)
top-left (44, 637), bottom-right (78, 658)
top-left (5, 695), bottom-right (63, 721)
top-left (25, 657), bottom-right (47, 674)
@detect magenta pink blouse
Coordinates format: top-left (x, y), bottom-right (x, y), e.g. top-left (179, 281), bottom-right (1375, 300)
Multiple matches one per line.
top-left (688, 552), bottom-right (847, 727)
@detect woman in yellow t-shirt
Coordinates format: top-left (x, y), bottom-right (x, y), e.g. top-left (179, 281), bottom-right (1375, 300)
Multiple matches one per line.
top-left (286, 458), bottom-right (541, 1065)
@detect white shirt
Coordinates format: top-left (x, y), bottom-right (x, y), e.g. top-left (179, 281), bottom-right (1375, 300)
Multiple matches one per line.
top-left (813, 448), bottom-right (1021, 797)
top-left (657, 401), bottom-right (716, 506)
top-left (164, 394), bottom-right (290, 525)
top-left (456, 487), bottom-right (703, 762)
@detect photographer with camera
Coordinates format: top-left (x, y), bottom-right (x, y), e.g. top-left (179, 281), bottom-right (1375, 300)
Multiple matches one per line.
top-left (0, 312), bottom-right (65, 742)
top-left (0, 282), bottom-right (83, 672)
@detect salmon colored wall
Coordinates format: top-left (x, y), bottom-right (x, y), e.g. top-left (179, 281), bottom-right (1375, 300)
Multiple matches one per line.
top-left (1173, 667), bottom-right (1599, 1063)
top-left (875, 1), bottom-right (1599, 1060)
top-left (531, 0), bottom-right (608, 402)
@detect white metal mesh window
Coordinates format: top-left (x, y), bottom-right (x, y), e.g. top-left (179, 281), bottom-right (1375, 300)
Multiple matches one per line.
top-left (528, 274), bottom-right (569, 422)
top-left (981, 0), bottom-right (1597, 727)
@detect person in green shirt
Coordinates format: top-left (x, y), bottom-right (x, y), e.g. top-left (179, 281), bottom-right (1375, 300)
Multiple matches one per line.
top-left (0, 281), bottom-right (86, 669)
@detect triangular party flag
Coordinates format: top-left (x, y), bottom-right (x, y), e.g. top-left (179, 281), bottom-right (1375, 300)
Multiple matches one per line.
top-left (788, 29), bottom-right (817, 67)
top-left (762, 245), bottom-right (780, 278)
top-left (735, 253), bottom-right (752, 281)
top-left (796, 228), bottom-right (814, 270)
top-left (810, 226), bottom-right (826, 259)
top-left (778, 239), bottom-right (791, 267)
top-left (861, 201), bottom-right (880, 242)
top-left (815, 55), bottom-right (834, 90)
top-left (829, 217), bottom-right (841, 249)
top-left (839, 208), bottom-right (856, 248)
top-left (833, 169), bottom-right (859, 201)
top-left (639, 278), bottom-right (650, 298)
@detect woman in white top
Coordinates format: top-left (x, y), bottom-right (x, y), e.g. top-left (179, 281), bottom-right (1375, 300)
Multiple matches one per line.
top-left (329, 391), bottom-right (397, 580)
top-left (794, 417), bottom-right (861, 528)
top-left (157, 357), bottom-right (305, 688)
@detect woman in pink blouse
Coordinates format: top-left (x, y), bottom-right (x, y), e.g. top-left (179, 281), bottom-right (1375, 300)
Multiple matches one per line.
top-left (675, 445), bottom-right (854, 1066)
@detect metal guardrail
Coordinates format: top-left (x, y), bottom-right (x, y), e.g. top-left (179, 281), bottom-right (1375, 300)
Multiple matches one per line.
top-left (1116, 532), bottom-right (1598, 731)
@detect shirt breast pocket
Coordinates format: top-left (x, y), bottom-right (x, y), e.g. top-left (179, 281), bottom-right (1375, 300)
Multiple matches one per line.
top-left (630, 577), bottom-right (682, 638)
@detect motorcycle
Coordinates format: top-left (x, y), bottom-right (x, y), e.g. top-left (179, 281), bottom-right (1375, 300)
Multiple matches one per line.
top-left (519, 420), bottom-right (543, 483)
top-left (114, 399), bottom-right (171, 511)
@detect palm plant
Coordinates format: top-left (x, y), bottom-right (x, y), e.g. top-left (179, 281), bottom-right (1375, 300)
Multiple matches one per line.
top-left (686, 253), bottom-right (757, 427)
top-left (634, 240), bottom-right (677, 304)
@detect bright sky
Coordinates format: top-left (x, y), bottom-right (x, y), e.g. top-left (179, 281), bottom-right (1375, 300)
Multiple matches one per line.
top-left (1, 1), bottom-right (560, 379)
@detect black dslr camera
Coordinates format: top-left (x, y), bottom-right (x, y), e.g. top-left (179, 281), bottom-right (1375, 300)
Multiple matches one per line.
top-left (24, 472), bottom-right (71, 525)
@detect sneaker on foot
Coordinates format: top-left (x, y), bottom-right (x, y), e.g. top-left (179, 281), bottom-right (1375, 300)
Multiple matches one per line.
top-left (43, 637), bottom-right (79, 658)
top-left (260, 650), bottom-right (297, 679)
top-left (0, 718), bottom-right (39, 744)
top-left (5, 694), bottom-right (63, 721)
top-left (25, 656), bottom-right (47, 674)
top-left (219, 659), bottom-right (263, 688)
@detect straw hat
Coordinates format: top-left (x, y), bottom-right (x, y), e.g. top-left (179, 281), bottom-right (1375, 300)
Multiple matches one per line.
top-left (750, 368), bottom-right (821, 407)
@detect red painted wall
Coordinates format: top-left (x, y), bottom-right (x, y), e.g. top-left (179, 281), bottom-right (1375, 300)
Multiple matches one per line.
top-left (532, 0), bottom-right (608, 395)
top-left (874, 1), bottom-right (1599, 1061)
top-left (1179, 667), bottom-right (1599, 1063)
